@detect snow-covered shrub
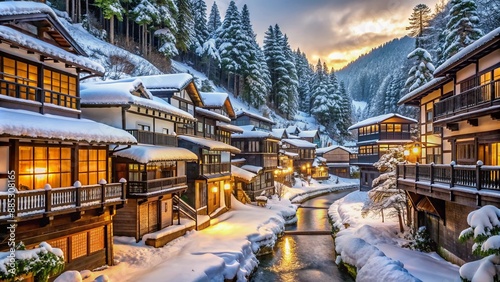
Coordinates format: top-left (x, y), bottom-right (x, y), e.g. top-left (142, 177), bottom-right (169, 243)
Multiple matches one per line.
top-left (0, 242), bottom-right (65, 282)
top-left (458, 205), bottom-right (500, 282)
top-left (407, 226), bottom-right (435, 253)
top-left (82, 14), bottom-right (107, 41)
top-left (362, 146), bottom-right (407, 232)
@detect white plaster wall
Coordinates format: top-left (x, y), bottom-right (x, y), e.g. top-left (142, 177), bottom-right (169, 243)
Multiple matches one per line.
top-left (221, 151), bottom-right (230, 163)
top-left (155, 119), bottom-right (175, 134)
top-left (126, 112), bottom-right (153, 130)
top-left (177, 161), bottom-right (186, 176)
top-left (479, 49), bottom-right (500, 72)
top-left (444, 116), bottom-right (500, 138)
top-left (456, 64), bottom-right (476, 85)
top-left (81, 107), bottom-right (122, 129)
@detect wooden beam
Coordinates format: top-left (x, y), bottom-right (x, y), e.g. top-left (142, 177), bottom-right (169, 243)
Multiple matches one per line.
top-left (467, 119), bottom-right (478, 126)
top-left (446, 123), bottom-right (459, 131)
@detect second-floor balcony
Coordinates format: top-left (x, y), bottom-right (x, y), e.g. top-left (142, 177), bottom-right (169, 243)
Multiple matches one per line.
top-left (1, 78), bottom-right (79, 110)
top-left (200, 163), bottom-right (231, 175)
top-left (126, 129), bottom-right (177, 146)
top-left (434, 79), bottom-right (500, 121)
top-left (397, 162), bottom-right (500, 191)
top-left (0, 181), bottom-right (126, 222)
top-left (127, 176), bottom-right (187, 196)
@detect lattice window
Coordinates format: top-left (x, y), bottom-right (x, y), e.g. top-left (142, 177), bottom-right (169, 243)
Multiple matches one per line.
top-left (89, 228), bottom-right (105, 253)
top-left (71, 232), bottom-right (88, 260)
top-left (47, 237), bottom-right (68, 262)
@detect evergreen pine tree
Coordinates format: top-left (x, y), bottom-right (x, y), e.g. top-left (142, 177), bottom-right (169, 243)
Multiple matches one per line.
top-left (440, 0), bottom-right (483, 63)
top-left (191, 0), bottom-right (209, 54)
top-left (239, 4), bottom-right (270, 108)
top-left (294, 49), bottom-right (313, 114)
top-left (263, 25), bottom-right (288, 110)
top-left (94, 0), bottom-right (124, 44)
top-left (175, 0), bottom-right (195, 59)
top-left (207, 2), bottom-right (222, 36)
top-left (406, 4), bottom-right (432, 48)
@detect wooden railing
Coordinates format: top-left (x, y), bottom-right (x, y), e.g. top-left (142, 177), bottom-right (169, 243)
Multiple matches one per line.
top-left (127, 176), bottom-right (187, 195)
top-left (434, 79), bottom-right (500, 119)
top-left (200, 163), bottom-right (231, 175)
top-left (0, 78), bottom-right (79, 109)
top-left (173, 194), bottom-right (197, 230)
top-left (397, 162), bottom-right (500, 190)
top-left (0, 181), bottom-right (126, 219)
top-left (125, 129), bottom-right (177, 146)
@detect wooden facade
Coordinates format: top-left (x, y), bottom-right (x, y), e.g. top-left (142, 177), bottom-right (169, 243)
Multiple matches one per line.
top-left (317, 146), bottom-right (355, 178)
top-left (231, 131), bottom-right (280, 201)
top-left (348, 114), bottom-right (417, 190)
top-left (0, 4), bottom-right (134, 277)
top-left (80, 78), bottom-right (199, 243)
top-left (397, 27), bottom-right (500, 265)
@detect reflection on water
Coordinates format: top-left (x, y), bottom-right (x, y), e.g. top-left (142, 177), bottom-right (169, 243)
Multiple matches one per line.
top-left (269, 237), bottom-right (301, 281)
top-left (250, 190), bottom-right (355, 282)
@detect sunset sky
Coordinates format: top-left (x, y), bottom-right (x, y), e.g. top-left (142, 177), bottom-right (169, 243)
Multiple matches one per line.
top-left (205, 0), bottom-right (446, 70)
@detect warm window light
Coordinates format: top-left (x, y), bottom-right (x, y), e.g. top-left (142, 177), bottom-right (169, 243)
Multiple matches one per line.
top-left (212, 186), bottom-right (218, 193)
top-left (412, 145), bottom-right (420, 154)
top-left (301, 165), bottom-right (306, 170)
top-left (404, 150), bottom-right (410, 156)
top-left (224, 183), bottom-right (231, 190)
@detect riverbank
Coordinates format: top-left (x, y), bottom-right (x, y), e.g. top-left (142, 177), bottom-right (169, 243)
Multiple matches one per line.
top-left (329, 191), bottom-right (460, 282)
top-left (55, 176), bottom-right (357, 282)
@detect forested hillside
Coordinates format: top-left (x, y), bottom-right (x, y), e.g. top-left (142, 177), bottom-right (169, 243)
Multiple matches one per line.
top-left (51, 0), bottom-right (499, 143)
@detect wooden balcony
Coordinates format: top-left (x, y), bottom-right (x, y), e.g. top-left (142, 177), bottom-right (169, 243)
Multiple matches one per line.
top-left (397, 163), bottom-right (500, 206)
top-left (0, 182), bottom-right (126, 222)
top-left (434, 79), bottom-right (500, 122)
top-left (126, 129), bottom-right (177, 146)
top-left (0, 78), bottom-right (79, 109)
top-left (200, 163), bottom-right (231, 175)
top-left (127, 176), bottom-right (187, 197)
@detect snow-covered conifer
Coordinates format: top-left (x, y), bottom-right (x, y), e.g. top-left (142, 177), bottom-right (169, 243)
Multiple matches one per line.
top-left (405, 48), bottom-right (435, 92)
top-left (440, 0), bottom-right (483, 63)
top-left (207, 2), bottom-right (222, 36)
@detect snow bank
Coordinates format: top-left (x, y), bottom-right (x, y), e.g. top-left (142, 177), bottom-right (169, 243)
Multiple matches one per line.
top-left (329, 191), bottom-right (460, 282)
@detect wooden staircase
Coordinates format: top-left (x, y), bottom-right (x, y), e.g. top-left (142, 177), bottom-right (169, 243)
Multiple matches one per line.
top-left (173, 194), bottom-right (198, 230)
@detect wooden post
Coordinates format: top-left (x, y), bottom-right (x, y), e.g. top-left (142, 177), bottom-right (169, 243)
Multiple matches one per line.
top-left (119, 178), bottom-right (127, 200)
top-left (476, 160), bottom-right (483, 190)
top-left (100, 179), bottom-right (107, 205)
top-left (415, 162), bottom-right (419, 182)
top-left (450, 161), bottom-right (456, 188)
top-left (45, 184), bottom-right (52, 213)
top-left (430, 162), bottom-right (434, 184)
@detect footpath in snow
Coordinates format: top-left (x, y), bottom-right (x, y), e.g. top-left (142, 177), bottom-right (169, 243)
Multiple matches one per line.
top-left (54, 177), bottom-right (356, 282)
top-left (329, 191), bottom-right (461, 282)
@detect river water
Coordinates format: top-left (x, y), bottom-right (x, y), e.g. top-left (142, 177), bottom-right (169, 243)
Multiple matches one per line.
top-left (250, 189), bottom-right (355, 282)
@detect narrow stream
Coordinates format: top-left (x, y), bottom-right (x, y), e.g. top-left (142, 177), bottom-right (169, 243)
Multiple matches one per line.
top-left (250, 189), bottom-right (355, 282)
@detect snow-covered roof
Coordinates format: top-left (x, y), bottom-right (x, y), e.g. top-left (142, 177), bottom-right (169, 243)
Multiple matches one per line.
top-left (231, 130), bottom-right (274, 139)
top-left (282, 150), bottom-right (299, 158)
top-left (316, 145), bottom-right (355, 155)
top-left (348, 113), bottom-right (417, 130)
top-left (241, 165), bottom-right (263, 174)
top-left (231, 165), bottom-right (256, 182)
top-left (80, 79), bottom-right (195, 121)
top-left (125, 73), bottom-right (194, 91)
top-left (298, 130), bottom-right (318, 138)
top-left (312, 157), bottom-right (327, 167)
top-left (178, 135), bottom-right (240, 153)
top-left (200, 92), bottom-right (228, 107)
top-left (0, 25), bottom-right (104, 74)
top-left (216, 122), bottom-right (243, 133)
top-left (237, 125), bottom-right (256, 132)
top-left (113, 144), bottom-right (198, 163)
top-left (398, 77), bottom-right (450, 105)
top-left (231, 158), bottom-right (246, 163)
top-left (271, 128), bottom-right (286, 139)
top-left (235, 109), bottom-right (275, 125)
top-left (282, 138), bottom-right (317, 148)
top-left (195, 107), bottom-right (231, 123)
top-left (286, 125), bottom-right (300, 134)
top-left (0, 108), bottom-right (136, 144)
top-left (434, 27), bottom-right (500, 77)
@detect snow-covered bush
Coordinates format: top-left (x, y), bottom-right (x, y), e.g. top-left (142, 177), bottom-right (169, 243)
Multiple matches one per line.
top-left (362, 146), bottom-right (407, 232)
top-left (0, 242), bottom-right (65, 282)
top-left (407, 226), bottom-right (435, 253)
top-left (459, 205), bottom-right (500, 282)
